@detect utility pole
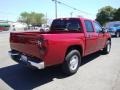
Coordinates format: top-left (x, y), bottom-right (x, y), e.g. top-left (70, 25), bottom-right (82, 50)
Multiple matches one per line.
top-left (45, 12), bottom-right (47, 26)
top-left (55, 0), bottom-right (57, 18)
top-left (52, 0), bottom-right (58, 18)
top-left (70, 12), bottom-right (73, 17)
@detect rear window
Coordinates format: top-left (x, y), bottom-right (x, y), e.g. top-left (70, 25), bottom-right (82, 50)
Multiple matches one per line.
top-left (50, 19), bottom-right (82, 31)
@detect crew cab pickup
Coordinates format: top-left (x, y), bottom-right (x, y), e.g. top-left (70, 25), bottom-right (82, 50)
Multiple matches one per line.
top-left (9, 18), bottom-right (111, 75)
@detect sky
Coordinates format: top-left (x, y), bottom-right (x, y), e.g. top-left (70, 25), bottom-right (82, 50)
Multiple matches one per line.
top-left (0, 0), bottom-right (120, 21)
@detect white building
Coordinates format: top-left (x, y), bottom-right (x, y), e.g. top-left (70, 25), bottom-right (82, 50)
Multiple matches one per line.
top-left (8, 21), bottom-right (27, 32)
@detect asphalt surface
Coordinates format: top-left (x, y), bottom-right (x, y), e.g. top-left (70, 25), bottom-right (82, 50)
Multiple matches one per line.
top-left (0, 31), bottom-right (120, 90)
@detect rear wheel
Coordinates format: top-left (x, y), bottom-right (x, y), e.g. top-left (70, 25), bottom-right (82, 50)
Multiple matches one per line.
top-left (62, 50), bottom-right (81, 75)
top-left (102, 40), bottom-right (111, 54)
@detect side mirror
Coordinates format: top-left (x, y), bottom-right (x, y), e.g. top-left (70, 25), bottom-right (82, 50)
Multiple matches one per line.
top-left (101, 27), bottom-right (107, 33)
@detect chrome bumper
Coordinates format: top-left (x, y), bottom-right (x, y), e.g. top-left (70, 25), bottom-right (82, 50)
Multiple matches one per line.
top-left (9, 51), bottom-right (45, 69)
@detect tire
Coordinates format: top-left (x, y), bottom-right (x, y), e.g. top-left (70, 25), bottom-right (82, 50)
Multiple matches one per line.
top-left (102, 40), bottom-right (111, 54)
top-left (11, 55), bottom-right (20, 62)
top-left (116, 32), bottom-right (119, 38)
top-left (62, 50), bottom-right (81, 75)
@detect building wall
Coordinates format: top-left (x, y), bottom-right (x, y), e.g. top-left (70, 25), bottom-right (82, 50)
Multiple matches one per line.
top-left (8, 22), bottom-right (27, 32)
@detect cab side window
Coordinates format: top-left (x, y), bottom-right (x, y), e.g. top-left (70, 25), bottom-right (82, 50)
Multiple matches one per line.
top-left (84, 20), bottom-right (94, 32)
top-left (93, 22), bottom-right (102, 33)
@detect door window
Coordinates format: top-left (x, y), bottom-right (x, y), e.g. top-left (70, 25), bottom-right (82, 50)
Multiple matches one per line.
top-left (84, 20), bottom-right (94, 32)
top-left (93, 22), bottom-right (102, 33)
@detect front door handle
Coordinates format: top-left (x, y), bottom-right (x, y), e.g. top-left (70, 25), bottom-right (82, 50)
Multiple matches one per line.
top-left (89, 35), bottom-right (93, 37)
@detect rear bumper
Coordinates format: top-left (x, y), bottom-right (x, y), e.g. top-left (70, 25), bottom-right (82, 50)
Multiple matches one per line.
top-left (9, 51), bottom-right (45, 69)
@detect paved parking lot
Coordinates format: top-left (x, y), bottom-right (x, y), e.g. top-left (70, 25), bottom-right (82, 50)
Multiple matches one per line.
top-left (0, 32), bottom-right (120, 90)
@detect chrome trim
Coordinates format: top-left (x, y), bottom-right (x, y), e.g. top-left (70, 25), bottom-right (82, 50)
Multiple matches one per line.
top-left (9, 51), bottom-right (19, 56)
top-left (28, 61), bottom-right (44, 69)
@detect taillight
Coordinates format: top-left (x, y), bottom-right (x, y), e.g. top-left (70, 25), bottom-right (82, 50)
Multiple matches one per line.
top-left (37, 37), bottom-right (48, 55)
top-left (37, 39), bottom-right (43, 48)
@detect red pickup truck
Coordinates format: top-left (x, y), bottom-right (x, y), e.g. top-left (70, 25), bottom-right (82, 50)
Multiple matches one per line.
top-left (9, 18), bottom-right (111, 75)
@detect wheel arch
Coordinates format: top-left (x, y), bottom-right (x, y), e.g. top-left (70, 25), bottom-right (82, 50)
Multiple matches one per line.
top-left (65, 45), bottom-right (83, 57)
top-left (108, 38), bottom-right (111, 42)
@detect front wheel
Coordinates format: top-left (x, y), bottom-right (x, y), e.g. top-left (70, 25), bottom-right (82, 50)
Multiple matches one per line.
top-left (116, 32), bottom-right (119, 38)
top-left (62, 50), bottom-right (81, 75)
top-left (102, 40), bottom-right (111, 54)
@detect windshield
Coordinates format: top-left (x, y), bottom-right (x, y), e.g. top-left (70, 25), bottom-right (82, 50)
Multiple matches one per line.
top-left (50, 19), bottom-right (82, 31)
top-left (113, 24), bottom-right (120, 27)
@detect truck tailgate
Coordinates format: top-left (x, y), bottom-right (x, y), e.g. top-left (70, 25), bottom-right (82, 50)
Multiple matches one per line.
top-left (10, 32), bottom-right (43, 58)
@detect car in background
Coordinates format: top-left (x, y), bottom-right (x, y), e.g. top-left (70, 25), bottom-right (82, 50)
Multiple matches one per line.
top-left (0, 24), bottom-right (10, 32)
top-left (104, 21), bottom-right (120, 37)
top-left (0, 27), bottom-right (4, 32)
top-left (107, 24), bottom-right (120, 37)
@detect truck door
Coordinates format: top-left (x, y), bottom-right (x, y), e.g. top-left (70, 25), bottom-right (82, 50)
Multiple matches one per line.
top-left (84, 20), bottom-right (98, 55)
top-left (93, 21), bottom-right (106, 50)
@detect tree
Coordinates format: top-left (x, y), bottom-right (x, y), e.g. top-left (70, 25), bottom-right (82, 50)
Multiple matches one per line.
top-left (114, 8), bottom-right (120, 21)
top-left (18, 12), bottom-right (31, 25)
top-left (96, 6), bottom-right (116, 25)
top-left (18, 12), bottom-right (46, 26)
